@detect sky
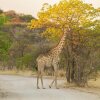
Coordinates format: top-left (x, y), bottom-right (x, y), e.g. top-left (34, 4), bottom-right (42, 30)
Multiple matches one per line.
top-left (0, 0), bottom-right (100, 17)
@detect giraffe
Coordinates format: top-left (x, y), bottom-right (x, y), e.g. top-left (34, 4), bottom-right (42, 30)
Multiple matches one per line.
top-left (36, 30), bottom-right (67, 89)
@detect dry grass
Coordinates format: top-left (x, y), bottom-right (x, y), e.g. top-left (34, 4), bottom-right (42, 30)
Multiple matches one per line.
top-left (45, 69), bottom-right (66, 78)
top-left (62, 73), bottom-right (100, 95)
top-left (58, 70), bottom-right (66, 77)
top-left (0, 70), bottom-right (17, 75)
top-left (88, 73), bottom-right (100, 89)
top-left (0, 70), bottom-right (36, 77)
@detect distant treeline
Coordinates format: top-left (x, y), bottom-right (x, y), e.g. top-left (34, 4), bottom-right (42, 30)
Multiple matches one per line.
top-left (0, 9), bottom-right (35, 24)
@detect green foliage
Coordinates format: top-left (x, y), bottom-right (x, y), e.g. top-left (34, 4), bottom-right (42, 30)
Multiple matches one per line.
top-left (0, 14), bottom-right (7, 25)
top-left (19, 15), bottom-right (35, 22)
top-left (0, 31), bottom-right (11, 61)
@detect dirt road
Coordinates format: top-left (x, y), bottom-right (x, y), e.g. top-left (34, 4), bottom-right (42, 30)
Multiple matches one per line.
top-left (0, 75), bottom-right (100, 100)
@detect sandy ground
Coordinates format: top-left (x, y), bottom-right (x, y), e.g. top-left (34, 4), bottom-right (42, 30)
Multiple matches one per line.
top-left (0, 75), bottom-right (100, 100)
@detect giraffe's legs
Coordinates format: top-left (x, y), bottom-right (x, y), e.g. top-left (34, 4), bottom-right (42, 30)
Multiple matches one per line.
top-left (40, 72), bottom-right (45, 89)
top-left (49, 71), bottom-right (58, 89)
top-left (37, 72), bottom-right (40, 89)
top-left (54, 71), bottom-right (59, 89)
top-left (49, 79), bottom-right (54, 88)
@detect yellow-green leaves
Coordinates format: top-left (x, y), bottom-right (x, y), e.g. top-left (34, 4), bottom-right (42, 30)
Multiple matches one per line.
top-left (29, 0), bottom-right (99, 41)
top-left (42, 28), bottom-right (62, 41)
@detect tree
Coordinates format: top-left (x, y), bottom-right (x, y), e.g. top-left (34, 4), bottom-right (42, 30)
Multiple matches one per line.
top-left (29, 0), bottom-right (100, 86)
top-left (19, 15), bottom-right (35, 22)
top-left (0, 30), bottom-right (12, 68)
top-left (0, 9), bottom-right (3, 14)
top-left (0, 14), bottom-right (7, 25)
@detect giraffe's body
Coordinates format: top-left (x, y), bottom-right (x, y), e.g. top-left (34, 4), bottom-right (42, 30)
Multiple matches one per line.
top-left (36, 32), bottom-right (67, 89)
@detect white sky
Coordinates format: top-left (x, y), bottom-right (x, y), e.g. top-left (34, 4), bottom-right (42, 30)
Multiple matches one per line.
top-left (0, 0), bottom-right (100, 17)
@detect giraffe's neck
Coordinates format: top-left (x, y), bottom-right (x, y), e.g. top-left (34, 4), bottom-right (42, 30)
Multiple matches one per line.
top-left (50, 32), bottom-right (66, 56)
